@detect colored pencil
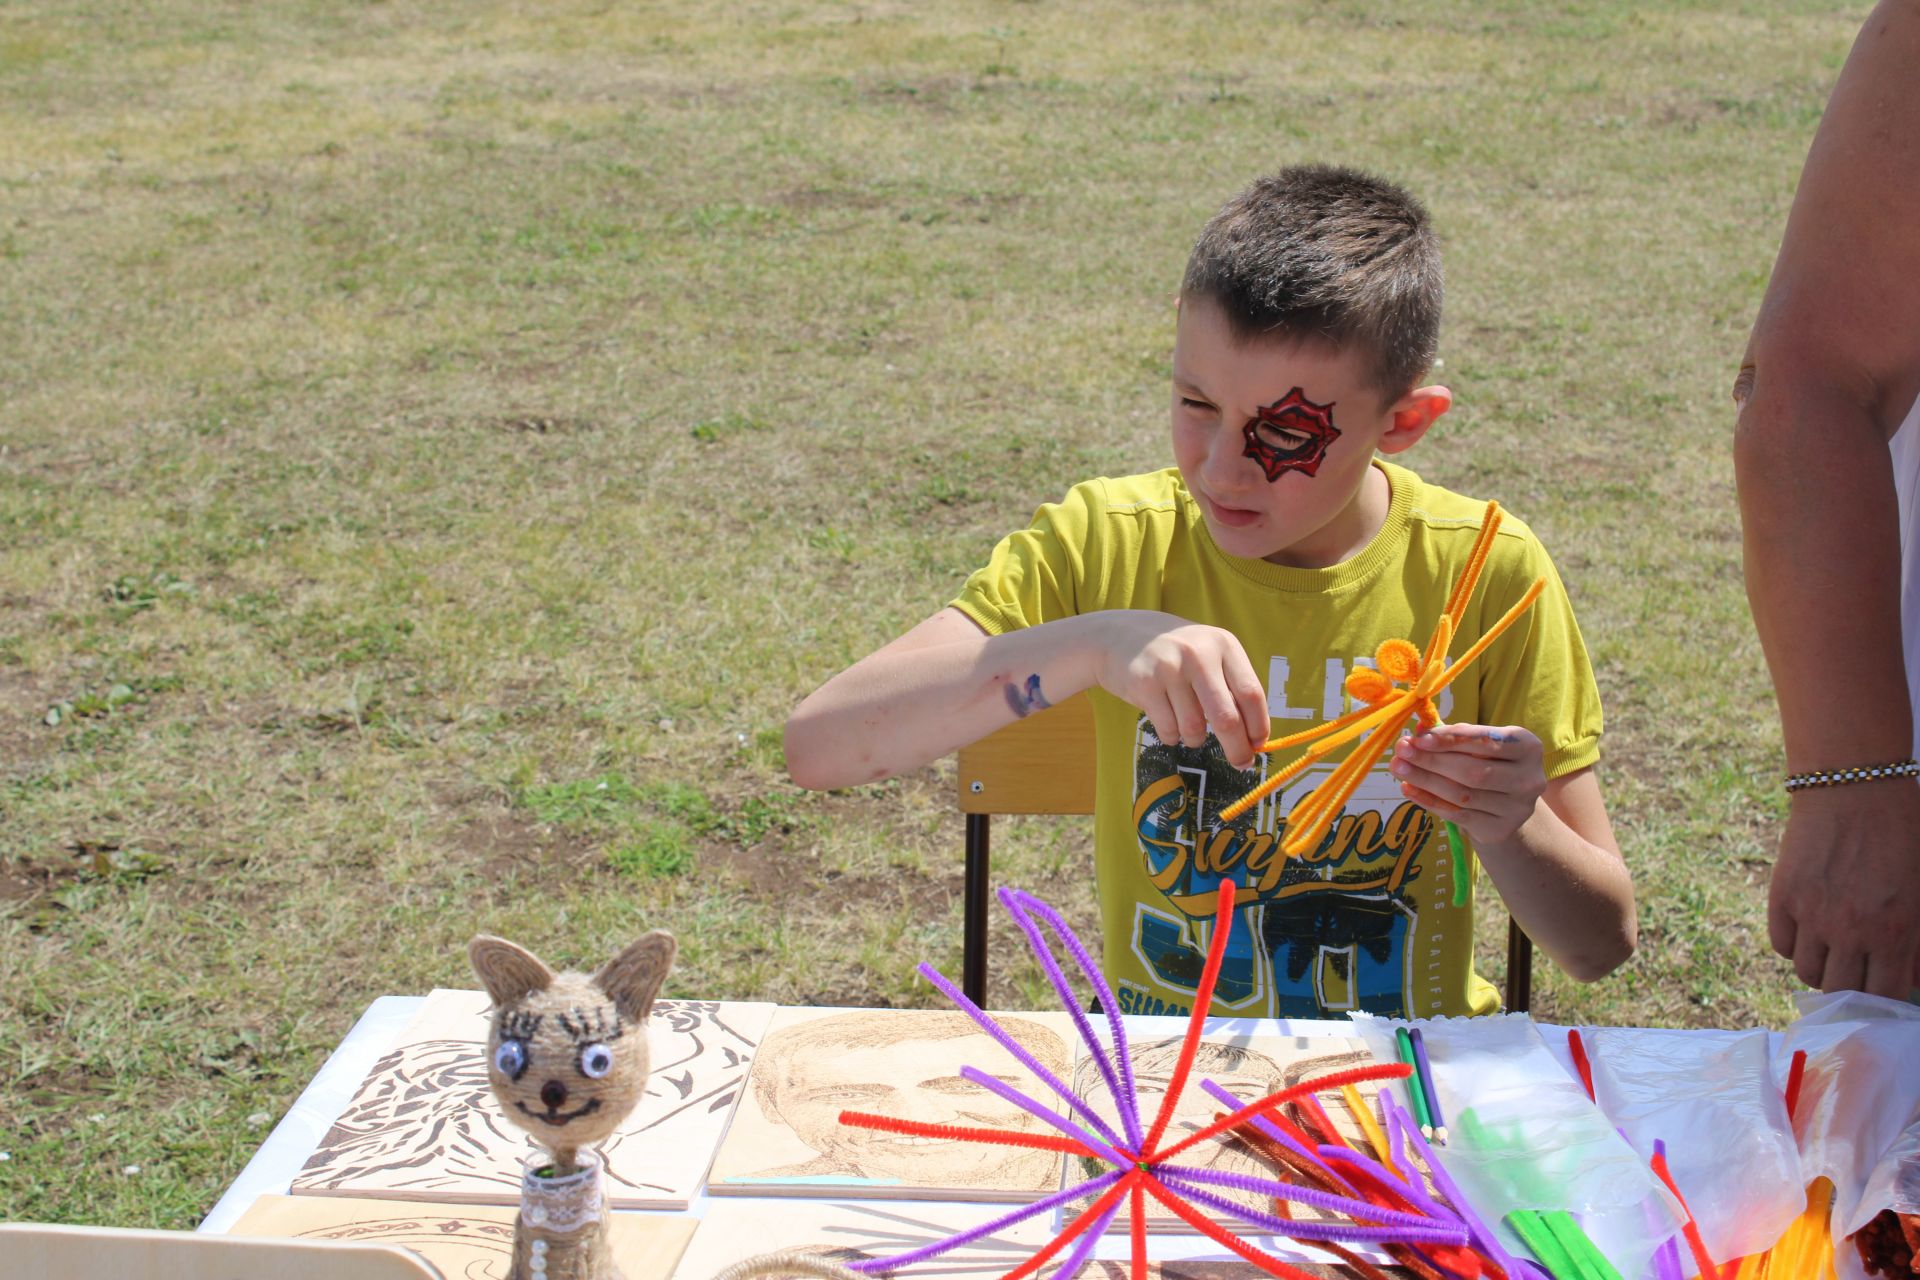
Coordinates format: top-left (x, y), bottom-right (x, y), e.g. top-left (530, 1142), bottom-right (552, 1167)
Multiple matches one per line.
top-left (1394, 1025), bottom-right (1433, 1138)
top-left (1408, 1025), bottom-right (1447, 1145)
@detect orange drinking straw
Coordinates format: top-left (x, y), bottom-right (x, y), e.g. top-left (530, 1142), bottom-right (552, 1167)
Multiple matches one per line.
top-left (1217, 501), bottom-right (1547, 860)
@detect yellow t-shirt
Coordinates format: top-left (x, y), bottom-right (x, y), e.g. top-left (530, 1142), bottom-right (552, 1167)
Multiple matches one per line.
top-left (951, 462), bottom-right (1602, 1019)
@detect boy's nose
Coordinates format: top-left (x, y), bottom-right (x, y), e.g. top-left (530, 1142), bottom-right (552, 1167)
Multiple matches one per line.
top-left (541, 1078), bottom-right (569, 1110)
top-left (1206, 420), bottom-right (1259, 484)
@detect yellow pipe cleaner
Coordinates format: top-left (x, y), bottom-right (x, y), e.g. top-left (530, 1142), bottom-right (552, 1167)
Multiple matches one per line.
top-left (1216, 500), bottom-right (1547, 861)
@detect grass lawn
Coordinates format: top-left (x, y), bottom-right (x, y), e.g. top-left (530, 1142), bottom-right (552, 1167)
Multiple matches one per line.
top-left (0, 0), bottom-right (1852, 1227)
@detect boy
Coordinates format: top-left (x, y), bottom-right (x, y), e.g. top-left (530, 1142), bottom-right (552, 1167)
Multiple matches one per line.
top-left (785, 165), bottom-right (1635, 1019)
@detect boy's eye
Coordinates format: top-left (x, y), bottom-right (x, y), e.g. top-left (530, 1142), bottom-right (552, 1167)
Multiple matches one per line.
top-left (577, 1042), bottom-right (615, 1079)
top-left (1252, 420), bottom-right (1313, 450)
top-left (494, 1038), bottom-right (529, 1080)
top-left (1179, 398), bottom-right (1213, 412)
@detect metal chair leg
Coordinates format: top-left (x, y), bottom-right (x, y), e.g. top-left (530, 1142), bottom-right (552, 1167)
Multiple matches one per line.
top-left (963, 814), bottom-right (991, 1006)
top-left (1505, 918), bottom-right (1533, 1013)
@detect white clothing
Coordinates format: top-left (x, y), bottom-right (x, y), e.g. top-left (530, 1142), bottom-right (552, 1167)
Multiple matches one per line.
top-left (1890, 392), bottom-right (1920, 756)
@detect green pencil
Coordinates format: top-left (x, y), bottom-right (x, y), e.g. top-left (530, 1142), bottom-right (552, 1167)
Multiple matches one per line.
top-left (1394, 1025), bottom-right (1434, 1137)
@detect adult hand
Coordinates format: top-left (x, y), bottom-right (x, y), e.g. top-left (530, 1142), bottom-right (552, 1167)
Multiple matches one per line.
top-left (1770, 783), bottom-right (1920, 997)
top-left (1387, 723), bottom-right (1547, 847)
top-left (1092, 611), bottom-right (1270, 769)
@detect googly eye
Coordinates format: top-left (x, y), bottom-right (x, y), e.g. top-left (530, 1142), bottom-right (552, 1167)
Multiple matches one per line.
top-left (578, 1042), bottom-right (614, 1079)
top-left (494, 1038), bottom-right (529, 1080)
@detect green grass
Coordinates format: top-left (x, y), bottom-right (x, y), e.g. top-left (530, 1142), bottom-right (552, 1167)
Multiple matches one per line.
top-left (0, 0), bottom-right (1855, 1228)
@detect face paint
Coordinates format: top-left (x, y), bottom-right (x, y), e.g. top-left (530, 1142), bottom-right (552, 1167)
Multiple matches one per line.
top-left (1241, 386), bottom-right (1339, 481)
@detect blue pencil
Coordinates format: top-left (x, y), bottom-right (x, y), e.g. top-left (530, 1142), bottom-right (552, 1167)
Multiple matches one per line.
top-left (1408, 1025), bottom-right (1448, 1145)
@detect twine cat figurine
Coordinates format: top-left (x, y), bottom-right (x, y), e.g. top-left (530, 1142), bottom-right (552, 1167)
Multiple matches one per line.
top-left (470, 930), bottom-right (676, 1280)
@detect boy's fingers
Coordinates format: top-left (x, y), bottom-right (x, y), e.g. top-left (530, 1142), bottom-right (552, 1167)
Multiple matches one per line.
top-left (1394, 742), bottom-right (1513, 794)
top-left (1396, 780), bottom-right (1469, 822)
top-left (1138, 690), bottom-right (1180, 750)
top-left (1164, 681), bottom-right (1209, 749)
top-left (1392, 760), bottom-right (1498, 815)
top-left (1194, 670), bottom-right (1257, 767)
top-left (1408, 725), bottom-right (1532, 758)
top-left (1225, 661), bottom-right (1271, 754)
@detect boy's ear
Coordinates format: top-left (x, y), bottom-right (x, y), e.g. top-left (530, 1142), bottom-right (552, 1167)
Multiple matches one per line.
top-left (1377, 385), bottom-right (1451, 455)
top-left (595, 930), bottom-right (677, 1024)
top-left (469, 935), bottom-right (557, 1008)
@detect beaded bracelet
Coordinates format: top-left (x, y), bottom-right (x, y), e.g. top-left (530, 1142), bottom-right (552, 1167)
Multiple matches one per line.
top-left (1784, 758), bottom-right (1920, 792)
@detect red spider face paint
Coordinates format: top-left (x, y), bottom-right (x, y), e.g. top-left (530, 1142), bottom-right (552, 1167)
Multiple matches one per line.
top-left (1242, 387), bottom-right (1339, 481)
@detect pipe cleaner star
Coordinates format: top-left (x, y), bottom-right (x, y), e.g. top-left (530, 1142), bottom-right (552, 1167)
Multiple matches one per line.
top-left (830, 886), bottom-right (1508, 1280)
top-left (1216, 500), bottom-right (1547, 859)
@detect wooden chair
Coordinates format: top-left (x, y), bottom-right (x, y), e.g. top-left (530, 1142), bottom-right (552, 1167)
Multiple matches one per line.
top-left (0, 1222), bottom-right (445, 1280)
top-left (956, 692), bottom-right (1534, 1012)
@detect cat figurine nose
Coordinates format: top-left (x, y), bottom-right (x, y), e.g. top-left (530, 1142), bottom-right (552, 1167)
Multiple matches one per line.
top-left (541, 1079), bottom-right (569, 1110)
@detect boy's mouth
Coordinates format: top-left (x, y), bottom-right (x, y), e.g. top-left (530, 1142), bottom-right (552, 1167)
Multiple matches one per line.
top-left (1203, 494), bottom-right (1263, 528)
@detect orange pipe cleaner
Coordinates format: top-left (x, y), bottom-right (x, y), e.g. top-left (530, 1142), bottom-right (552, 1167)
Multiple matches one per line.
top-left (1216, 500), bottom-right (1547, 861)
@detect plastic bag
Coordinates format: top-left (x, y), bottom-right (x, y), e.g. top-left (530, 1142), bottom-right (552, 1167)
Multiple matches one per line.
top-left (1350, 1012), bottom-right (1685, 1279)
top-left (1582, 1025), bottom-right (1804, 1263)
top-left (1783, 991), bottom-right (1920, 1279)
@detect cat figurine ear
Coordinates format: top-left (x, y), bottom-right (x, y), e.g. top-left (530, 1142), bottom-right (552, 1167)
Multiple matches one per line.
top-left (469, 935), bottom-right (558, 1007)
top-left (594, 932), bottom-right (676, 1025)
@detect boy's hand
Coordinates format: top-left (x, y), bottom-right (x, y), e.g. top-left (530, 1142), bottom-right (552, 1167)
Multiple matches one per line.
top-left (1388, 723), bottom-right (1547, 845)
top-left (1092, 611), bottom-right (1270, 769)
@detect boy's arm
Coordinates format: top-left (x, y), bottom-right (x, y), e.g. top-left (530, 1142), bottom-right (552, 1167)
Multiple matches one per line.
top-left (1392, 730), bottom-right (1635, 983)
top-left (783, 606), bottom-right (1271, 791)
top-left (1733, 0), bottom-right (1920, 997)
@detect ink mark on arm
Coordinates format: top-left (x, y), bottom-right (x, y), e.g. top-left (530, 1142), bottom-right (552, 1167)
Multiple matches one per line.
top-left (1242, 386), bottom-right (1339, 481)
top-left (1004, 674), bottom-right (1053, 718)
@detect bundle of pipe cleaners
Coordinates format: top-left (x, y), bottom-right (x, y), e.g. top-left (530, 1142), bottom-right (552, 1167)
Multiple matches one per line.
top-left (1217, 500), bottom-right (1544, 904)
top-left (831, 885), bottom-right (1553, 1280)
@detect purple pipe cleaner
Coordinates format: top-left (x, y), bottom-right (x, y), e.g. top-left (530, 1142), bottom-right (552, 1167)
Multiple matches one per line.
top-left (957, 1064), bottom-right (1129, 1168)
top-left (1153, 1170), bottom-right (1469, 1246)
top-left (1382, 1095), bottom-right (1529, 1280)
top-left (1049, 1182), bottom-right (1127, 1280)
top-left (914, 961), bottom-right (1129, 1154)
top-left (1655, 1235), bottom-right (1684, 1280)
top-left (1152, 1161), bottom-right (1441, 1229)
top-left (843, 1166), bottom-right (1128, 1274)
top-left (1197, 1078), bottom-right (1320, 1168)
top-left (999, 888), bottom-right (1144, 1149)
top-left (1318, 1145), bottom-right (1448, 1221)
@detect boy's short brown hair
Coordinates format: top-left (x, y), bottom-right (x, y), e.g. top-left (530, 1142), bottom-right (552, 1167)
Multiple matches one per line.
top-left (1181, 164), bottom-right (1443, 402)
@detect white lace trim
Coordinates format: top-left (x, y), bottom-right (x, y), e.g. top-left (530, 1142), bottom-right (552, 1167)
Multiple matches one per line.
top-left (519, 1149), bottom-right (606, 1234)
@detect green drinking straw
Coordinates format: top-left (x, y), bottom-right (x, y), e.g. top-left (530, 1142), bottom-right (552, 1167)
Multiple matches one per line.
top-left (1446, 820), bottom-right (1472, 907)
top-left (1506, 1209), bottom-right (1625, 1280)
top-left (1507, 1211), bottom-right (1579, 1279)
top-left (1394, 1025), bottom-right (1433, 1137)
top-left (1542, 1210), bottom-right (1624, 1280)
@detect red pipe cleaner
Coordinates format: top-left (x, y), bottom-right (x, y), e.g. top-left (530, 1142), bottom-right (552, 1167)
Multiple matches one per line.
top-left (836, 1111), bottom-right (1098, 1159)
top-left (1568, 1028), bottom-right (1596, 1102)
top-left (999, 1171), bottom-right (1138, 1280)
top-left (1128, 1182), bottom-right (1145, 1280)
top-left (1140, 885), bottom-right (1237, 1158)
top-left (1650, 1147), bottom-right (1723, 1280)
top-left (1785, 1048), bottom-right (1807, 1123)
top-left (1140, 1173), bottom-right (1331, 1280)
top-left (1155, 1062), bottom-right (1413, 1163)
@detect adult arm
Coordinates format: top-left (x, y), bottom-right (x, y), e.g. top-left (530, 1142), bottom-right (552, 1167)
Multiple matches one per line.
top-left (1733, 0), bottom-right (1920, 996)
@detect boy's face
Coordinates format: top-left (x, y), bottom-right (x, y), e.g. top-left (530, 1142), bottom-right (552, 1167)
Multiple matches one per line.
top-left (1171, 297), bottom-right (1438, 566)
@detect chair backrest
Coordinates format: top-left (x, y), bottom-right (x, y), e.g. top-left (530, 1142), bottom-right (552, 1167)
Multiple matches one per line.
top-left (0, 1222), bottom-right (446, 1280)
top-left (958, 693), bottom-right (1096, 817)
top-left (954, 691), bottom-right (1533, 1012)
